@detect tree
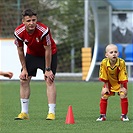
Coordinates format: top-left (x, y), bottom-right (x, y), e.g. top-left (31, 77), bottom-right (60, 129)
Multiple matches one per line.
top-left (1, 0), bottom-right (94, 73)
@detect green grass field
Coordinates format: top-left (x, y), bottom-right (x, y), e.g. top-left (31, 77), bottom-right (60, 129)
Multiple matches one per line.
top-left (0, 81), bottom-right (133, 133)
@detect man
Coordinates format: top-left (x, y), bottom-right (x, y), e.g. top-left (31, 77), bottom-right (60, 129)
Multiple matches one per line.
top-left (112, 13), bottom-right (133, 44)
top-left (14, 9), bottom-right (57, 120)
top-left (96, 44), bottom-right (129, 122)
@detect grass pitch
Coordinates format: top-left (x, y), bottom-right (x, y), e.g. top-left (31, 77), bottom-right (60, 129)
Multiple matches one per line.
top-left (0, 81), bottom-right (133, 133)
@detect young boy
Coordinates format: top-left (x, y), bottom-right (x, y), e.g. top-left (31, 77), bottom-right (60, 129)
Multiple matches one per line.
top-left (0, 71), bottom-right (13, 79)
top-left (96, 44), bottom-right (129, 122)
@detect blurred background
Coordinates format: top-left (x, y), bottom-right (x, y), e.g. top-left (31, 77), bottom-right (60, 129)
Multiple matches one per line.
top-left (0, 0), bottom-right (133, 81)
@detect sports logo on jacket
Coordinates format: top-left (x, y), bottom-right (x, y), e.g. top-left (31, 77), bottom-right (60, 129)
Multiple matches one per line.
top-left (36, 37), bottom-right (39, 42)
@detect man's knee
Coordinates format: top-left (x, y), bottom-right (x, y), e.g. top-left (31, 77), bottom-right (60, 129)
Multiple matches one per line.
top-left (20, 79), bottom-right (30, 87)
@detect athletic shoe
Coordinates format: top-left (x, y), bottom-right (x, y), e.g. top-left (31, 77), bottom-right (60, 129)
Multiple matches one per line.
top-left (14, 112), bottom-right (29, 120)
top-left (46, 113), bottom-right (55, 120)
top-left (121, 115), bottom-right (129, 121)
top-left (96, 115), bottom-right (106, 121)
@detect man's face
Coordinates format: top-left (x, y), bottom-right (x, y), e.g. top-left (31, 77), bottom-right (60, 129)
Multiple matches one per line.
top-left (22, 15), bottom-right (37, 33)
top-left (118, 19), bottom-right (127, 30)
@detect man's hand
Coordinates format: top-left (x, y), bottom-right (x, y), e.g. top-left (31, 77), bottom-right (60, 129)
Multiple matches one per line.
top-left (19, 69), bottom-right (28, 80)
top-left (44, 70), bottom-right (55, 85)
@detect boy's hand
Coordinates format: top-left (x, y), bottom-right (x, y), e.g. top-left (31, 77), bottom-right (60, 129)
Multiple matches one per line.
top-left (101, 87), bottom-right (110, 96)
top-left (3, 72), bottom-right (13, 79)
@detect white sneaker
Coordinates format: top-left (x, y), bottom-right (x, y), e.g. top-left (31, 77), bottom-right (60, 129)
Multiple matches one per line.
top-left (121, 115), bottom-right (129, 121)
top-left (96, 115), bottom-right (106, 121)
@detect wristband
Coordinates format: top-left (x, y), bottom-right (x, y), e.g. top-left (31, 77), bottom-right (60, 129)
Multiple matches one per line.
top-left (45, 67), bottom-right (51, 71)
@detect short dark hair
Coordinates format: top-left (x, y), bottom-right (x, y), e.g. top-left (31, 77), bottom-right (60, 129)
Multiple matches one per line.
top-left (22, 9), bottom-right (37, 18)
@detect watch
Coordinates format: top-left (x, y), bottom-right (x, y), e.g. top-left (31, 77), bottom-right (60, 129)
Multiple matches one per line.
top-left (45, 67), bottom-right (51, 71)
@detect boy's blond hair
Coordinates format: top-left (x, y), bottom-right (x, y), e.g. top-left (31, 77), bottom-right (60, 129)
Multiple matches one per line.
top-left (105, 44), bottom-right (118, 53)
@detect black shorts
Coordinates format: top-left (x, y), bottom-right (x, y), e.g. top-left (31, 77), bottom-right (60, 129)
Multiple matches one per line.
top-left (25, 53), bottom-right (57, 76)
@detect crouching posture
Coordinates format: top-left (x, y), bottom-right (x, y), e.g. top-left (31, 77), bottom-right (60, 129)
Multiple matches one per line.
top-left (14, 9), bottom-right (57, 120)
top-left (96, 44), bottom-right (129, 122)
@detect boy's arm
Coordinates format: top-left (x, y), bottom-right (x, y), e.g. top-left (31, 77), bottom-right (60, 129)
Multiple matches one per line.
top-left (0, 71), bottom-right (13, 79)
top-left (101, 82), bottom-right (110, 96)
top-left (99, 60), bottom-right (108, 82)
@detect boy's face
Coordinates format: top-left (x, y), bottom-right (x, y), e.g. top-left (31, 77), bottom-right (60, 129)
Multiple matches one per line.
top-left (105, 45), bottom-right (119, 62)
top-left (22, 15), bottom-right (37, 33)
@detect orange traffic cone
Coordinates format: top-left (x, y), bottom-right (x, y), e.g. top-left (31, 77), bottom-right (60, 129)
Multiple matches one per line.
top-left (65, 105), bottom-right (75, 124)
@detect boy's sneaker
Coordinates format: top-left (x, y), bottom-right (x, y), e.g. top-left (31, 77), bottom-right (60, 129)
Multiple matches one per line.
top-left (14, 112), bottom-right (29, 120)
top-left (46, 113), bottom-right (55, 120)
top-left (121, 115), bottom-right (129, 121)
top-left (96, 115), bottom-right (106, 121)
